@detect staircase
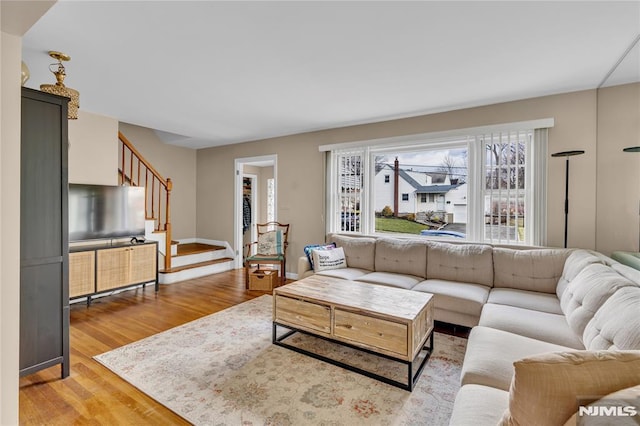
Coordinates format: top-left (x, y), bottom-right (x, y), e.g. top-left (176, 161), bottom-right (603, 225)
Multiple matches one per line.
top-left (119, 132), bottom-right (234, 284)
top-left (158, 242), bottom-right (234, 284)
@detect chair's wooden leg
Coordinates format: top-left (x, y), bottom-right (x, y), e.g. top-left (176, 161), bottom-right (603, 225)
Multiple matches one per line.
top-left (281, 260), bottom-right (286, 284)
top-left (245, 262), bottom-right (249, 289)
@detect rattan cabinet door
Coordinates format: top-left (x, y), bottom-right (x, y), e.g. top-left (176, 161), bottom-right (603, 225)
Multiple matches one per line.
top-left (96, 247), bottom-right (130, 291)
top-left (69, 251), bottom-right (95, 297)
top-left (128, 244), bottom-right (157, 285)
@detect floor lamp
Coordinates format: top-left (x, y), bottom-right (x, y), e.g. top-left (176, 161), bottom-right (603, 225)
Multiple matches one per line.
top-left (623, 146), bottom-right (640, 251)
top-left (551, 150), bottom-right (585, 248)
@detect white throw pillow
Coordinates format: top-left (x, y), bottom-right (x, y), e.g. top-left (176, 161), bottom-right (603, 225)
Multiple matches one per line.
top-left (312, 247), bottom-right (347, 272)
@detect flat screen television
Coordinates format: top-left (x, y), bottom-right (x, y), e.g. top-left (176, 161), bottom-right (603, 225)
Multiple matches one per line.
top-left (69, 184), bottom-right (146, 242)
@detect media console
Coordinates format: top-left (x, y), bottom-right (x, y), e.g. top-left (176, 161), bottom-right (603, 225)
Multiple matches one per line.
top-left (69, 241), bottom-right (158, 304)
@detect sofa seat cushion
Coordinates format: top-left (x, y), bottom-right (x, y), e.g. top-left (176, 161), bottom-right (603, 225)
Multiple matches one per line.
top-left (426, 241), bottom-right (494, 286)
top-left (449, 384), bottom-right (509, 426)
top-left (493, 247), bottom-right (569, 294)
top-left (355, 272), bottom-right (422, 290)
top-left (412, 279), bottom-right (490, 317)
top-left (315, 267), bottom-right (368, 281)
top-left (487, 288), bottom-right (563, 315)
top-left (479, 304), bottom-right (584, 349)
top-left (432, 308), bottom-right (480, 328)
top-left (374, 237), bottom-right (427, 278)
top-left (583, 286), bottom-right (640, 350)
top-left (460, 326), bottom-right (572, 391)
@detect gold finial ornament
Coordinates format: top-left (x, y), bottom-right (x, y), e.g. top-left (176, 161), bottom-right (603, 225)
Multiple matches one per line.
top-left (21, 61), bottom-right (30, 85)
top-left (40, 51), bottom-right (79, 119)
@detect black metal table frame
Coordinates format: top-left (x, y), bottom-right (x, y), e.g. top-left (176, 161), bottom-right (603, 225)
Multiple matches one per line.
top-left (272, 322), bottom-right (434, 391)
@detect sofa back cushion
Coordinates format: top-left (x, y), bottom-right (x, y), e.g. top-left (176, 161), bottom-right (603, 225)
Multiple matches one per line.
top-left (426, 241), bottom-right (493, 286)
top-left (556, 249), bottom-right (606, 299)
top-left (374, 238), bottom-right (427, 278)
top-left (583, 286), bottom-right (640, 350)
top-left (331, 234), bottom-right (376, 271)
top-left (560, 263), bottom-right (637, 340)
top-left (493, 248), bottom-right (569, 294)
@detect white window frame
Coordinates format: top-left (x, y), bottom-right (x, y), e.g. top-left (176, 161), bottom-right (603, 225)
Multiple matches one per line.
top-left (322, 119), bottom-right (553, 245)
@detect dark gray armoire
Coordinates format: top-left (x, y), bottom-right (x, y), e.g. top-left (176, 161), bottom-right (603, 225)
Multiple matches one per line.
top-left (20, 87), bottom-right (70, 378)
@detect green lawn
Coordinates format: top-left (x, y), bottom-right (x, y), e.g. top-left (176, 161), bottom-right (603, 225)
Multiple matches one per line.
top-left (375, 217), bottom-right (430, 234)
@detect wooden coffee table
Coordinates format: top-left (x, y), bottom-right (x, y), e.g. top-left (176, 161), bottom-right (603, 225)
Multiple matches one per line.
top-left (272, 275), bottom-right (434, 391)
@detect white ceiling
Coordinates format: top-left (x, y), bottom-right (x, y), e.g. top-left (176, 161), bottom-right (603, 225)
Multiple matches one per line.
top-left (21, 1), bottom-right (640, 149)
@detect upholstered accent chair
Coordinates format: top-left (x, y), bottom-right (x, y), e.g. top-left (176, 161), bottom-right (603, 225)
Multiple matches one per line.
top-left (244, 222), bottom-right (290, 288)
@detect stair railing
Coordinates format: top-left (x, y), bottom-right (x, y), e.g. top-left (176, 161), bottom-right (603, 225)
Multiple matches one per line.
top-left (118, 131), bottom-right (172, 270)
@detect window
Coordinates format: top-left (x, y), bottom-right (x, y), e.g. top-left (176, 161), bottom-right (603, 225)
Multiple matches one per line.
top-left (481, 131), bottom-right (527, 244)
top-left (372, 146), bottom-right (468, 235)
top-left (332, 151), bottom-right (363, 233)
top-left (323, 120), bottom-right (550, 245)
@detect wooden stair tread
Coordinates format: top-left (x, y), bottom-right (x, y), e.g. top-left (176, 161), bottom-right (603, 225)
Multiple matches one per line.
top-left (159, 258), bottom-right (233, 274)
top-left (175, 243), bottom-right (225, 257)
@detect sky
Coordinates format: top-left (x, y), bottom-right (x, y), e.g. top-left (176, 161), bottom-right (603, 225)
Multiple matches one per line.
top-left (377, 148), bottom-right (468, 174)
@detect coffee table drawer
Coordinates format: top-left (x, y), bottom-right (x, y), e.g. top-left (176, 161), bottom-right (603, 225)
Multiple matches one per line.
top-left (334, 309), bottom-right (408, 356)
top-left (274, 295), bottom-right (331, 334)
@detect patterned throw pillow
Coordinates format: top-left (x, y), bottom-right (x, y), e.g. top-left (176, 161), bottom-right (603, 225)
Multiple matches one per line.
top-left (312, 247), bottom-right (347, 272)
top-left (257, 230), bottom-right (283, 255)
top-left (304, 243), bottom-right (336, 269)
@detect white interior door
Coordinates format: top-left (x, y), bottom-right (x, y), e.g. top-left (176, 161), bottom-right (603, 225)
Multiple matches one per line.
top-left (233, 155), bottom-right (277, 269)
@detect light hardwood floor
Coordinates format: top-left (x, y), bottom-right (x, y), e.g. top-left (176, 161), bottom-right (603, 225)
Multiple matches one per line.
top-left (19, 269), bottom-right (264, 425)
top-left (19, 269), bottom-right (468, 425)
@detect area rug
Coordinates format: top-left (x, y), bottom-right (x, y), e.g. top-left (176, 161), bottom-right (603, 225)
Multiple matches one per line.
top-left (94, 295), bottom-right (467, 425)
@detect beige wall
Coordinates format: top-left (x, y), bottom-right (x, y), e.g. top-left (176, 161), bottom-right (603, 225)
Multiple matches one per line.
top-left (596, 82), bottom-right (640, 254)
top-left (119, 123), bottom-right (197, 240)
top-left (198, 135), bottom-right (325, 272)
top-left (68, 110), bottom-right (119, 185)
top-left (0, 30), bottom-right (22, 426)
top-left (197, 89), bottom-right (605, 274)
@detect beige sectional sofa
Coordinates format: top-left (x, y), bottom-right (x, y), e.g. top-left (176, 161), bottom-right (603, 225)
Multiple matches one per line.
top-left (298, 234), bottom-right (640, 425)
top-left (298, 234), bottom-right (573, 327)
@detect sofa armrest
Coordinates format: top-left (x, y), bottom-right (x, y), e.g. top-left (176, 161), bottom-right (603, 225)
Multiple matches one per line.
top-left (612, 251), bottom-right (640, 271)
top-left (297, 256), bottom-right (313, 278)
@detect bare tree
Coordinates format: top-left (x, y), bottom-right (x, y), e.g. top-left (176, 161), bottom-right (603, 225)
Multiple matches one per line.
top-left (438, 153), bottom-right (467, 183)
top-left (485, 140), bottom-right (525, 189)
top-left (374, 155), bottom-right (389, 174)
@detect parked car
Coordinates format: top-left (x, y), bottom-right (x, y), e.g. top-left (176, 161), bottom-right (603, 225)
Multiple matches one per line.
top-left (420, 229), bottom-right (466, 238)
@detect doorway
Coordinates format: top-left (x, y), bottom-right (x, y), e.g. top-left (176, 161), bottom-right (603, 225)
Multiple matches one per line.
top-left (234, 155), bottom-right (277, 269)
